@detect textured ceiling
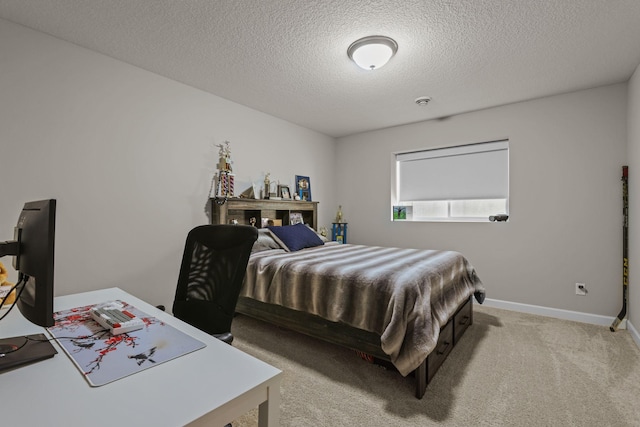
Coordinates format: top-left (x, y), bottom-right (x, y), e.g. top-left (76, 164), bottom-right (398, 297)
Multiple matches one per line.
top-left (1, 0), bottom-right (640, 138)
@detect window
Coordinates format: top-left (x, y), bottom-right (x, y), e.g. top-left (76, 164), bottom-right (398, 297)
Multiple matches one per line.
top-left (393, 140), bottom-right (509, 222)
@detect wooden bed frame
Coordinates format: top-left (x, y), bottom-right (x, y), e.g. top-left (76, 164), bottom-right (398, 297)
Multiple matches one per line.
top-left (210, 198), bottom-right (475, 398)
top-left (236, 295), bottom-right (473, 399)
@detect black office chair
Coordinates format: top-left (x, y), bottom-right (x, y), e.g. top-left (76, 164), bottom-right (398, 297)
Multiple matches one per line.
top-left (172, 224), bottom-right (258, 345)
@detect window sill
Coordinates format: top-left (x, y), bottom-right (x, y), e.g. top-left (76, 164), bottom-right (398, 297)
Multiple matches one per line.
top-left (392, 217), bottom-right (508, 223)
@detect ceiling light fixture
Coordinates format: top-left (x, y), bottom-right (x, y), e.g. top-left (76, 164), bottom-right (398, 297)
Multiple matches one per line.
top-left (347, 36), bottom-right (398, 71)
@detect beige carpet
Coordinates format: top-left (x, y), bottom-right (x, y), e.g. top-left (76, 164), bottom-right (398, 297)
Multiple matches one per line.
top-left (230, 305), bottom-right (640, 426)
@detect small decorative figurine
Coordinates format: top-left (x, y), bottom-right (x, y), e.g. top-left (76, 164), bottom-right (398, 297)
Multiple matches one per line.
top-left (264, 173), bottom-right (271, 199)
top-left (336, 205), bottom-right (343, 223)
top-left (211, 140), bottom-right (235, 205)
top-left (215, 141), bottom-right (233, 173)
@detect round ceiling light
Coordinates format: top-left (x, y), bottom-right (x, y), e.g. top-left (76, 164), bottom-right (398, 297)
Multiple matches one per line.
top-left (347, 36), bottom-right (398, 71)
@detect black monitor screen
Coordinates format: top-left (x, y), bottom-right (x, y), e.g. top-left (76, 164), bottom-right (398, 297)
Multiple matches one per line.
top-left (2, 199), bottom-right (56, 327)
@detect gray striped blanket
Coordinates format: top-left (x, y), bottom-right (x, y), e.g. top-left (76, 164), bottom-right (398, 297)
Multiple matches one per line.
top-left (242, 242), bottom-right (485, 375)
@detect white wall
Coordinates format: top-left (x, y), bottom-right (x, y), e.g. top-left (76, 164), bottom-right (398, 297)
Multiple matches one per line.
top-left (336, 84), bottom-right (627, 317)
top-left (0, 19), bottom-right (336, 307)
top-left (1, 17), bottom-right (635, 323)
top-left (628, 63), bottom-right (640, 330)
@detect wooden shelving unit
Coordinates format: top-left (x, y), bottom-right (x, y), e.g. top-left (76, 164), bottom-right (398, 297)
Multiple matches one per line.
top-left (209, 198), bottom-right (318, 229)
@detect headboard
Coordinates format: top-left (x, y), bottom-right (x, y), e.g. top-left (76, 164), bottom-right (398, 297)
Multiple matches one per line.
top-left (209, 198), bottom-right (318, 229)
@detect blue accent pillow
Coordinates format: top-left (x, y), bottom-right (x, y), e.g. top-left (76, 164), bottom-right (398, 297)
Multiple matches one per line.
top-left (267, 223), bottom-right (324, 252)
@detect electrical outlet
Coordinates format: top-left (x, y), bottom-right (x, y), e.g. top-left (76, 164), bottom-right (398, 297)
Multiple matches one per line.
top-left (575, 283), bottom-right (587, 296)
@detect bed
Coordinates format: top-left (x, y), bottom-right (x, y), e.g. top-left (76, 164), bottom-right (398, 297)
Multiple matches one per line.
top-left (235, 225), bottom-right (485, 398)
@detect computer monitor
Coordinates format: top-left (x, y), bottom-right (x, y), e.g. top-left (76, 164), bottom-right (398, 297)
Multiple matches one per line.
top-left (0, 199), bottom-right (56, 327)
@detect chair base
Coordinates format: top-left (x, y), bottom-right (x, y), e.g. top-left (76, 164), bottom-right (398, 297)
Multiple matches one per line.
top-left (213, 332), bottom-right (234, 345)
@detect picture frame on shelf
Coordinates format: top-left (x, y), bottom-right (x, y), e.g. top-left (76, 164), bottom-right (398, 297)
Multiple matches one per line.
top-left (269, 182), bottom-right (280, 200)
top-left (279, 185), bottom-right (291, 199)
top-left (289, 212), bottom-right (303, 225)
top-left (295, 175), bottom-right (312, 201)
top-left (299, 190), bottom-right (310, 201)
top-left (252, 182), bottom-right (262, 199)
top-left (393, 205), bottom-right (412, 221)
top-left (393, 206), bottom-right (407, 220)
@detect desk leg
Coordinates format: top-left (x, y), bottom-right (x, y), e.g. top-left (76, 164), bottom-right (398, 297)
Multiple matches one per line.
top-left (258, 382), bottom-right (281, 427)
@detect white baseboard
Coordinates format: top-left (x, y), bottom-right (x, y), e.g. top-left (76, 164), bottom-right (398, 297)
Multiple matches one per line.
top-left (628, 320), bottom-right (640, 349)
top-left (482, 298), bottom-right (621, 328)
top-left (483, 299), bottom-right (640, 351)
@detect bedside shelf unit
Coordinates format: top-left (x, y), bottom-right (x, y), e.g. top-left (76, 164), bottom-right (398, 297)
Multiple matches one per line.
top-left (332, 223), bottom-right (347, 244)
top-left (209, 198), bottom-right (318, 229)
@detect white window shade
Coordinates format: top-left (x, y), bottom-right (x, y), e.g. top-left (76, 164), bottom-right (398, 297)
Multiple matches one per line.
top-left (397, 140), bottom-right (508, 201)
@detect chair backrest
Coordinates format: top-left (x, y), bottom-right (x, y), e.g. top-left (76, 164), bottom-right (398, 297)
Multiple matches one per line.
top-left (172, 224), bottom-right (258, 336)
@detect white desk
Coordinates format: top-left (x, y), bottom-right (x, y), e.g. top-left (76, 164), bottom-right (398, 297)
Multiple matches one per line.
top-left (0, 287), bottom-right (282, 426)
